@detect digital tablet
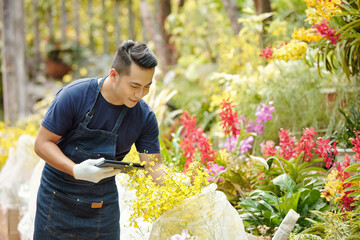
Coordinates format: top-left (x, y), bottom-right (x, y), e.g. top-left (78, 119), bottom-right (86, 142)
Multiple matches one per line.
top-left (95, 159), bottom-right (145, 172)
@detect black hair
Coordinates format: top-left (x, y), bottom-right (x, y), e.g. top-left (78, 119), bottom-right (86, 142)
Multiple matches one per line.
top-left (111, 40), bottom-right (157, 75)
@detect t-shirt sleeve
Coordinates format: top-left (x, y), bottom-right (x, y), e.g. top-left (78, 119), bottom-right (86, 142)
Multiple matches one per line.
top-left (41, 88), bottom-right (76, 136)
top-left (135, 111), bottom-right (160, 154)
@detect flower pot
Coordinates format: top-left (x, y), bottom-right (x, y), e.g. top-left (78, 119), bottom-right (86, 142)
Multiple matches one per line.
top-left (45, 59), bottom-right (71, 79)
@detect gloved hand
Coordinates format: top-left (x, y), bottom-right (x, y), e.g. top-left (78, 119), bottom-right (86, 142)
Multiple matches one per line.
top-left (172, 172), bottom-right (191, 186)
top-left (163, 166), bottom-right (190, 186)
top-left (73, 158), bottom-right (121, 183)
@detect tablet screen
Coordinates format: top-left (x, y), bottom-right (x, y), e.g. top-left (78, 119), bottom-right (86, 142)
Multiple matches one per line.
top-left (95, 159), bottom-right (145, 172)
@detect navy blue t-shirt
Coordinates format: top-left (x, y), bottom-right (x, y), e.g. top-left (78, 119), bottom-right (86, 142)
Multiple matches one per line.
top-left (41, 77), bottom-right (160, 159)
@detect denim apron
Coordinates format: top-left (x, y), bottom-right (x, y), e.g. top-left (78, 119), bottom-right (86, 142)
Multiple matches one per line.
top-left (34, 77), bottom-right (128, 240)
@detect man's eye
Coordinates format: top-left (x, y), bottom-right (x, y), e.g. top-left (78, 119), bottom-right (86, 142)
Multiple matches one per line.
top-left (130, 85), bottom-right (137, 89)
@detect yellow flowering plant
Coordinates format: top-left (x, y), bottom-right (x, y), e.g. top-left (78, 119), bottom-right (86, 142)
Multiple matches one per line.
top-left (314, 0), bottom-right (360, 79)
top-left (259, 0), bottom-right (346, 64)
top-left (125, 160), bottom-right (211, 227)
top-left (292, 27), bottom-right (323, 42)
top-left (304, 0), bottom-right (342, 23)
top-left (321, 156), bottom-right (360, 211)
top-left (0, 121), bottom-right (38, 168)
top-left (0, 95), bottom-right (52, 168)
top-left (272, 40), bottom-right (308, 61)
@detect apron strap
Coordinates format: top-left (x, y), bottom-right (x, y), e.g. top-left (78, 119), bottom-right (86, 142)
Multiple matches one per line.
top-left (83, 77), bottom-right (106, 126)
top-left (111, 107), bottom-right (128, 133)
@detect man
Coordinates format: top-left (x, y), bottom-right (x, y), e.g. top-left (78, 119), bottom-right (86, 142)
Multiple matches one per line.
top-left (33, 40), bottom-right (166, 239)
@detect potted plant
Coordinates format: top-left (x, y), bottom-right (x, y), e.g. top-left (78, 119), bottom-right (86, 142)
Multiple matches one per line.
top-left (44, 37), bottom-right (82, 79)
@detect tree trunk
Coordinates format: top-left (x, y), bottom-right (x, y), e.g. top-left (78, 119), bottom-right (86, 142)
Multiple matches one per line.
top-left (1, 0), bottom-right (28, 124)
top-left (88, 0), bottom-right (94, 51)
top-left (61, 0), bottom-right (67, 41)
top-left (178, 0), bottom-right (185, 7)
top-left (48, 0), bottom-right (53, 38)
top-left (114, 0), bottom-right (121, 45)
top-left (75, 0), bottom-right (80, 41)
top-left (253, 0), bottom-right (272, 49)
top-left (157, 0), bottom-right (175, 65)
top-left (141, 17), bottom-right (147, 43)
top-left (156, 0), bottom-right (171, 42)
top-left (128, 0), bottom-right (135, 40)
top-left (74, 0), bottom-right (81, 73)
top-left (33, 0), bottom-right (42, 81)
top-left (221, 0), bottom-right (242, 35)
top-left (253, 0), bottom-right (271, 15)
top-left (140, 0), bottom-right (175, 74)
top-left (102, 0), bottom-right (109, 53)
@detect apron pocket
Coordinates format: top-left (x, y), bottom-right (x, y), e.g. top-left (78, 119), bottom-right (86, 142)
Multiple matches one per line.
top-left (67, 146), bottom-right (101, 161)
top-left (46, 191), bottom-right (102, 240)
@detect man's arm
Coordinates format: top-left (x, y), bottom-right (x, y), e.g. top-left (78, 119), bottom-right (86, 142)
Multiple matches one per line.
top-left (139, 153), bottom-right (166, 184)
top-left (34, 125), bottom-right (75, 176)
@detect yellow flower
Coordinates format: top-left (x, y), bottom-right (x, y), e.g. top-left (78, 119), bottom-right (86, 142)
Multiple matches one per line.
top-left (0, 121), bottom-right (38, 168)
top-left (292, 27), bottom-right (323, 42)
top-left (272, 40), bottom-right (308, 62)
top-left (62, 74), bottom-right (72, 83)
top-left (124, 161), bottom-right (210, 226)
top-left (304, 0), bottom-right (342, 24)
top-left (79, 67), bottom-right (88, 77)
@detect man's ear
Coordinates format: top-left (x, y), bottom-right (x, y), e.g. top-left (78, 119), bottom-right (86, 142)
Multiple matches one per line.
top-left (109, 68), bottom-right (118, 81)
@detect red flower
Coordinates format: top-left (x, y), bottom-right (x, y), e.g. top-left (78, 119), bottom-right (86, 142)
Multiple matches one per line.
top-left (313, 19), bottom-right (341, 45)
top-left (350, 131), bottom-right (360, 162)
top-left (180, 111), bottom-right (197, 133)
top-left (279, 128), bottom-right (295, 160)
top-left (339, 190), bottom-right (356, 211)
top-left (219, 99), bottom-right (240, 137)
top-left (180, 111), bottom-right (216, 169)
top-left (260, 140), bottom-right (277, 158)
top-left (259, 46), bottom-right (273, 60)
top-left (315, 137), bottom-right (338, 169)
top-left (294, 128), bottom-right (317, 161)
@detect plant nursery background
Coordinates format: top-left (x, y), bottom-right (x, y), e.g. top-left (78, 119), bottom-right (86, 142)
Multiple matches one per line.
top-left (1, 0), bottom-right (360, 239)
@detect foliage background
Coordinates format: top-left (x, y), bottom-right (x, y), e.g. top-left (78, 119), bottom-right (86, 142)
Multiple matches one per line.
top-left (1, 0), bottom-right (360, 238)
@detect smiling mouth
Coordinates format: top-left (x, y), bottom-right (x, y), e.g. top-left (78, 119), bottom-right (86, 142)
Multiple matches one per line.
top-left (130, 99), bottom-right (138, 103)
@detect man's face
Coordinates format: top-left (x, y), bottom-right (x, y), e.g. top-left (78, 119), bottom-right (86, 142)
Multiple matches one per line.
top-left (113, 63), bottom-right (155, 108)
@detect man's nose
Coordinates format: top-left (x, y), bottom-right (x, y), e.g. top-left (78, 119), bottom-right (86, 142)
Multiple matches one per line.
top-left (135, 88), bottom-right (144, 99)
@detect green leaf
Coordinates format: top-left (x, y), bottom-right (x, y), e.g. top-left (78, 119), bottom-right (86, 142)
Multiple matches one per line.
top-left (297, 174), bottom-right (328, 182)
top-left (238, 199), bottom-right (259, 212)
top-left (298, 167), bottom-right (327, 175)
top-left (314, 199), bottom-right (327, 211)
top-left (272, 174), bottom-right (297, 193)
top-left (298, 158), bottom-right (322, 170)
top-left (344, 185), bottom-right (360, 191)
top-left (301, 190), bottom-right (321, 206)
top-left (270, 214), bottom-right (282, 226)
top-left (250, 155), bottom-right (269, 170)
top-left (258, 200), bottom-right (275, 212)
top-left (263, 210), bottom-right (272, 220)
top-left (345, 162), bottom-right (360, 172)
top-left (295, 151), bottom-right (304, 167)
top-left (278, 192), bottom-right (301, 213)
top-left (344, 174), bottom-right (360, 183)
top-left (281, 158), bottom-right (297, 176)
top-left (347, 191), bottom-right (360, 197)
top-left (338, 19), bottom-right (360, 36)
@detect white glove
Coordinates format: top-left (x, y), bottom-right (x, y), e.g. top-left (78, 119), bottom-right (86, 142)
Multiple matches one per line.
top-left (162, 166), bottom-right (190, 186)
top-left (73, 158), bottom-right (121, 183)
top-left (169, 171), bottom-right (191, 186)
